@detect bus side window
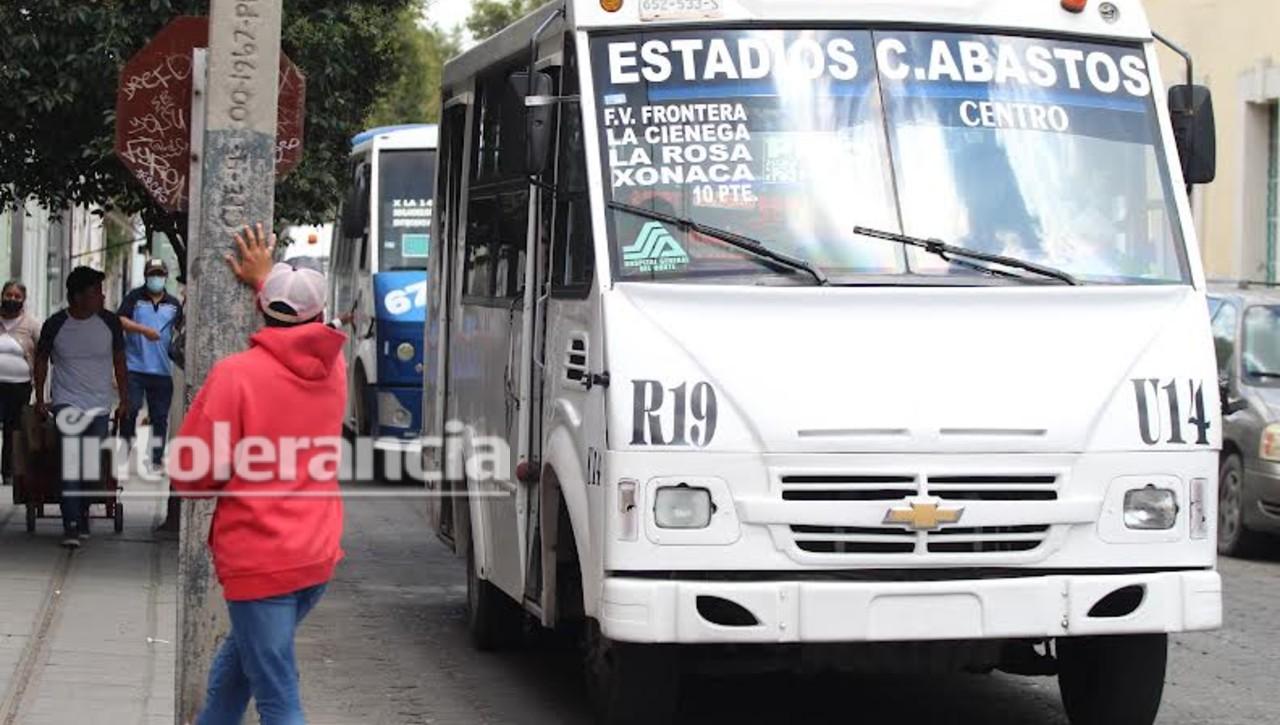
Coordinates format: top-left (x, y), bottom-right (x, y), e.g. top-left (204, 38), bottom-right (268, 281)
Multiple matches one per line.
top-left (438, 104), bottom-right (467, 268)
top-left (474, 69), bottom-right (530, 185)
top-left (352, 162), bottom-right (372, 273)
top-left (333, 161), bottom-right (362, 314)
top-left (465, 62), bottom-right (541, 303)
top-left (333, 228), bottom-right (349, 310)
top-left (551, 40), bottom-right (593, 297)
top-left (494, 190), bottom-right (529, 299)
top-left (465, 197), bottom-right (496, 298)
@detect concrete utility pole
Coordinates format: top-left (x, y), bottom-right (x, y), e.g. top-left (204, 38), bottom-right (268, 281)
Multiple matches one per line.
top-left (177, 1), bottom-right (283, 722)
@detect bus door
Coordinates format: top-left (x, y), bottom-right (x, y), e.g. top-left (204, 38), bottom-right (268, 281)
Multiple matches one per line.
top-left (337, 159), bottom-right (372, 429)
top-left (452, 71), bottom-right (537, 600)
top-left (428, 104), bottom-right (469, 541)
top-left (518, 44), bottom-right (596, 614)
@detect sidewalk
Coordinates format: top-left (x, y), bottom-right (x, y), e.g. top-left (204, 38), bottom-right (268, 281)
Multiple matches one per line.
top-left (0, 471), bottom-right (176, 725)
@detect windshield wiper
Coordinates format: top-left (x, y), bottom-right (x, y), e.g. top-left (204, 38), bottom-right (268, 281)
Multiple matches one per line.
top-left (609, 201), bottom-right (828, 286)
top-left (853, 226), bottom-right (1079, 287)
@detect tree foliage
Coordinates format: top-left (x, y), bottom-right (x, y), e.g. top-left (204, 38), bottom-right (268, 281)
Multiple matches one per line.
top-left (0, 0), bottom-right (416, 277)
top-left (366, 8), bottom-right (460, 127)
top-left (466, 0), bottom-right (533, 41)
top-left (276, 0), bottom-right (420, 224)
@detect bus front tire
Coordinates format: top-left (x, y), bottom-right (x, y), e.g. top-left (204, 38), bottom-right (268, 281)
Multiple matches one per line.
top-left (353, 372), bottom-right (390, 482)
top-left (1057, 633), bottom-right (1167, 725)
top-left (353, 370), bottom-right (372, 438)
top-left (466, 536), bottom-right (524, 651)
top-left (584, 621), bottom-right (679, 725)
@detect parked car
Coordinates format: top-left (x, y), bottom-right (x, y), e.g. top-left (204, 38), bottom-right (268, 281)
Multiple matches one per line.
top-left (1208, 284), bottom-right (1280, 555)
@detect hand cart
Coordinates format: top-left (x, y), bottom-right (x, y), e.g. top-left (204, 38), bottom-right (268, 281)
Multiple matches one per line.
top-left (12, 407), bottom-right (123, 534)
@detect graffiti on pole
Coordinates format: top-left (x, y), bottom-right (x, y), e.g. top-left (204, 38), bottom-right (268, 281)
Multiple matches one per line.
top-left (114, 16), bottom-right (305, 212)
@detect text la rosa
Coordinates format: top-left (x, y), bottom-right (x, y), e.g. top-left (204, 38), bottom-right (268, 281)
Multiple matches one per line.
top-left (604, 102), bottom-right (756, 188)
top-left (607, 36), bottom-right (1152, 98)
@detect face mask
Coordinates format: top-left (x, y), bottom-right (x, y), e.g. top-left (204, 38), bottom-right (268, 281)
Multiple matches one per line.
top-left (0, 300), bottom-right (20, 315)
top-left (146, 276), bottom-right (166, 294)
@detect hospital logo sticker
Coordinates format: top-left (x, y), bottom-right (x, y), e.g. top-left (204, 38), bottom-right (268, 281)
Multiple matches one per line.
top-left (622, 222), bottom-right (689, 273)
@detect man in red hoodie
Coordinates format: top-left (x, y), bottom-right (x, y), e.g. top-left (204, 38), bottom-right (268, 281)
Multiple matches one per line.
top-left (172, 224), bottom-right (346, 725)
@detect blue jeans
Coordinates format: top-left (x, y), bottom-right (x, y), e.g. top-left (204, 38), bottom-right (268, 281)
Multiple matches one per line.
top-left (197, 584), bottom-right (328, 725)
top-left (120, 372), bottom-right (173, 466)
top-left (53, 406), bottom-right (109, 534)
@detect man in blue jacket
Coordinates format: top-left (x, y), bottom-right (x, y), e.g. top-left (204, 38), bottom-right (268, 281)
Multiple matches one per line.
top-left (118, 258), bottom-right (182, 475)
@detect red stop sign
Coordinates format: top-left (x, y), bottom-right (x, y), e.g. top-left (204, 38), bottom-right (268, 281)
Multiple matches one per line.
top-left (115, 16), bottom-right (306, 212)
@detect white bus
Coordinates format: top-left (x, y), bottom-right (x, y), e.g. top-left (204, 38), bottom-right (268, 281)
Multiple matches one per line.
top-left (423, 2), bottom-right (1221, 723)
top-left (332, 125), bottom-right (438, 462)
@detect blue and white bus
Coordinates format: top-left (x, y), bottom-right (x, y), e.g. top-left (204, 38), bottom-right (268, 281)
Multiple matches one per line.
top-left (331, 124), bottom-right (438, 462)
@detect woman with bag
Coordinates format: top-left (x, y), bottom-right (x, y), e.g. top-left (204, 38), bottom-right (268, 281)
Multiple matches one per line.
top-left (0, 280), bottom-right (39, 487)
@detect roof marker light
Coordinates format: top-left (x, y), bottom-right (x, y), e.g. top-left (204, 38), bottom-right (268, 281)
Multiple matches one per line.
top-left (601, 0), bottom-right (623, 12)
top-left (1062, 0), bottom-right (1088, 12)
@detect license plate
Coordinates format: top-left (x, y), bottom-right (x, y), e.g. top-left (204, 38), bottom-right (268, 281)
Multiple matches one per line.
top-left (639, 0), bottom-right (723, 21)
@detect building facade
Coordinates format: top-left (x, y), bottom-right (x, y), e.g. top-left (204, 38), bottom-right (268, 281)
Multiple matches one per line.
top-left (1145, 0), bottom-right (1280, 281)
top-left (0, 203), bottom-right (145, 321)
top-left (2, 202), bottom-right (69, 320)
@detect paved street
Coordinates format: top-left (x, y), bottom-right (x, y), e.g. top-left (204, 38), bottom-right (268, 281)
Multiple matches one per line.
top-left (2, 479), bottom-right (1278, 724)
top-left (297, 489), bottom-right (1280, 725)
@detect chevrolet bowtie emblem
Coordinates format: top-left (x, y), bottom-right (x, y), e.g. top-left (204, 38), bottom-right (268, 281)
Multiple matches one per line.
top-left (884, 501), bottom-right (965, 531)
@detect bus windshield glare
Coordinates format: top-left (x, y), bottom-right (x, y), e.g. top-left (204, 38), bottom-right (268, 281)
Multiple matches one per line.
top-left (378, 149), bottom-right (437, 272)
top-left (592, 29), bottom-right (1188, 285)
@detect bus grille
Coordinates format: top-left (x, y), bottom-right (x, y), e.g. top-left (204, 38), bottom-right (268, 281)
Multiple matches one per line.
top-left (780, 473), bottom-right (1057, 557)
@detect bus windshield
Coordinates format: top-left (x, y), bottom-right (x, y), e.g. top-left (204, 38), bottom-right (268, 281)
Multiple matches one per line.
top-left (591, 29), bottom-right (1187, 285)
top-left (377, 149), bottom-right (437, 272)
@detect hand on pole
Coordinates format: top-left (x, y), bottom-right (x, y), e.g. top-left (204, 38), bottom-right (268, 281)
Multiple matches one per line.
top-left (225, 223), bottom-right (277, 291)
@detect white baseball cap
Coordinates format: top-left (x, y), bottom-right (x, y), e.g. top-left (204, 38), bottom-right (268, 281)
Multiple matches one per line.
top-left (259, 262), bottom-right (326, 324)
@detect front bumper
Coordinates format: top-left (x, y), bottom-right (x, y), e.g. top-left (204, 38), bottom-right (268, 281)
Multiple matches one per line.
top-left (372, 437), bottom-right (423, 454)
top-left (600, 570), bottom-right (1222, 644)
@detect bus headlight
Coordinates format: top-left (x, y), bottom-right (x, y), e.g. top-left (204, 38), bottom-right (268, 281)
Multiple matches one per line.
top-left (654, 485), bottom-right (714, 529)
top-left (396, 342), bottom-right (416, 362)
top-left (377, 393), bottom-right (413, 430)
top-left (1124, 486), bottom-right (1179, 530)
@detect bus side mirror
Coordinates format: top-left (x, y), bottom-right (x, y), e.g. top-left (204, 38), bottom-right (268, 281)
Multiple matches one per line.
top-left (509, 70), bottom-right (556, 177)
top-left (1169, 84), bottom-right (1216, 185)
